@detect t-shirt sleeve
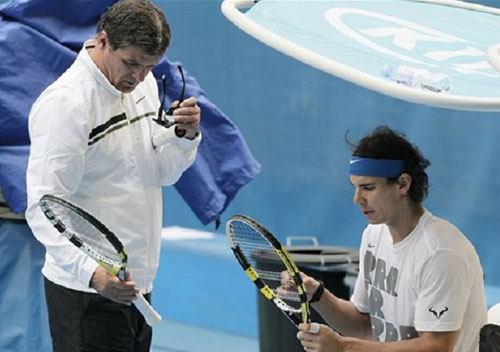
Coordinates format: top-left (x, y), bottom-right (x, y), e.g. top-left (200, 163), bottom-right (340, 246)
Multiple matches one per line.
top-left (414, 249), bottom-right (471, 331)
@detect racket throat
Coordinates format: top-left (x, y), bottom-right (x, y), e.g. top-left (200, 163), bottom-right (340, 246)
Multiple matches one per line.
top-left (283, 310), bottom-right (303, 327)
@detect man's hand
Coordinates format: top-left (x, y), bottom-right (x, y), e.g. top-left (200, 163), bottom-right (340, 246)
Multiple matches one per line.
top-left (90, 266), bottom-right (139, 305)
top-left (297, 323), bottom-right (346, 352)
top-left (297, 323), bottom-right (460, 352)
top-left (171, 96), bottom-right (201, 139)
top-left (280, 270), bottom-right (322, 302)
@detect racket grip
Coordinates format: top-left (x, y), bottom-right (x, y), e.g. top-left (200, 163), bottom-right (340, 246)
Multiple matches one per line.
top-left (134, 294), bottom-right (162, 326)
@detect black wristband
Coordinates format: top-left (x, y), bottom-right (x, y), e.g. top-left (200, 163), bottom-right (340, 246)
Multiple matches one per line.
top-left (309, 280), bottom-right (325, 303)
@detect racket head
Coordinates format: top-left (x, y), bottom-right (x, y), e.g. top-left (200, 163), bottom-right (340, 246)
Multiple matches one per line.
top-left (226, 214), bottom-right (310, 327)
top-left (39, 194), bottom-right (127, 278)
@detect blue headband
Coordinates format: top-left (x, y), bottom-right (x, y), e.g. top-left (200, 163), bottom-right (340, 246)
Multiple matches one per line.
top-left (349, 156), bottom-right (405, 178)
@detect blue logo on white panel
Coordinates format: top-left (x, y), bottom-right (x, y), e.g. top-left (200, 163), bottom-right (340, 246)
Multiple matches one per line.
top-left (324, 8), bottom-right (499, 78)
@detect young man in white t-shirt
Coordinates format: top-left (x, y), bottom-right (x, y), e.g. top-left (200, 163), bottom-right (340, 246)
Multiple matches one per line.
top-left (295, 126), bottom-right (487, 351)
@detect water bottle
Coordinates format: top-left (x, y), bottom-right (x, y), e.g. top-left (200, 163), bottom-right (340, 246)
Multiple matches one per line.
top-left (381, 64), bottom-right (451, 92)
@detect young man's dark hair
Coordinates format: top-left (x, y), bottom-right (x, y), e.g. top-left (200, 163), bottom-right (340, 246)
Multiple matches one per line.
top-left (350, 126), bottom-right (431, 204)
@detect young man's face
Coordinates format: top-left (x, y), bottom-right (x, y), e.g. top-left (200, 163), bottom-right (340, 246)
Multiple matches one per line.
top-left (350, 175), bottom-right (404, 226)
top-left (98, 33), bottom-right (161, 93)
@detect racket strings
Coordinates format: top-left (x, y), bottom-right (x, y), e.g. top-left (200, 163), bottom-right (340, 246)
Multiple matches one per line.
top-left (47, 200), bottom-right (122, 265)
top-left (254, 269), bottom-right (282, 281)
top-left (231, 221), bottom-right (302, 306)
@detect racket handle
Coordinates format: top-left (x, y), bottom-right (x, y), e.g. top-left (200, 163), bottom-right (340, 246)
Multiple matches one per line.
top-left (134, 294), bottom-right (162, 326)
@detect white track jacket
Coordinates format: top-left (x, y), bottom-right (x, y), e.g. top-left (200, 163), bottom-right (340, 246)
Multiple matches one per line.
top-left (26, 41), bottom-right (200, 294)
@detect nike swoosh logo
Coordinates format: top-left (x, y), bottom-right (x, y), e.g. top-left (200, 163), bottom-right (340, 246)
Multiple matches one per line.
top-left (350, 159), bottom-right (361, 165)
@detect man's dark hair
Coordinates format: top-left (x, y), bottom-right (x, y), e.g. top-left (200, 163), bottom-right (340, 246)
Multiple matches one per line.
top-left (97, 0), bottom-right (171, 57)
top-left (348, 126), bottom-right (431, 204)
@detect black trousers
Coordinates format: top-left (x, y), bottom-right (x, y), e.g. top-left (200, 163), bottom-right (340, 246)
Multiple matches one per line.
top-left (44, 278), bottom-right (152, 352)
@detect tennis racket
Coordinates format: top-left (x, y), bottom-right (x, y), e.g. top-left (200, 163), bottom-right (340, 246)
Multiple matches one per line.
top-left (226, 214), bottom-right (311, 328)
top-left (39, 194), bottom-right (162, 327)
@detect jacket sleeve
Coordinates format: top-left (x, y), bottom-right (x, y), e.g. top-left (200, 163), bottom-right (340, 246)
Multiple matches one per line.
top-left (25, 91), bottom-right (99, 288)
top-left (152, 128), bottom-right (201, 186)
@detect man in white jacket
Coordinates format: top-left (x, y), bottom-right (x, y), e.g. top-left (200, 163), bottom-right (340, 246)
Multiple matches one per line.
top-left (26, 0), bottom-right (201, 350)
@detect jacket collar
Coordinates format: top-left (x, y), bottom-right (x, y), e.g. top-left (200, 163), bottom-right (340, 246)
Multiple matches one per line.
top-left (79, 39), bottom-right (122, 98)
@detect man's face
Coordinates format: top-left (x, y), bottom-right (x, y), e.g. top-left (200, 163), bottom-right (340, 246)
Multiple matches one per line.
top-left (350, 175), bottom-right (403, 226)
top-left (98, 34), bottom-right (161, 93)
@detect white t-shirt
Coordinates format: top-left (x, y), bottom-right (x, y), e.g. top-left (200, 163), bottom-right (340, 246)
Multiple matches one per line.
top-left (351, 209), bottom-right (486, 351)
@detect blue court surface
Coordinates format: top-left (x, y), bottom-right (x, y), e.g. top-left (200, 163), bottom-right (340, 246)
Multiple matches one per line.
top-left (151, 319), bottom-right (258, 352)
top-left (150, 227), bottom-right (260, 352)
